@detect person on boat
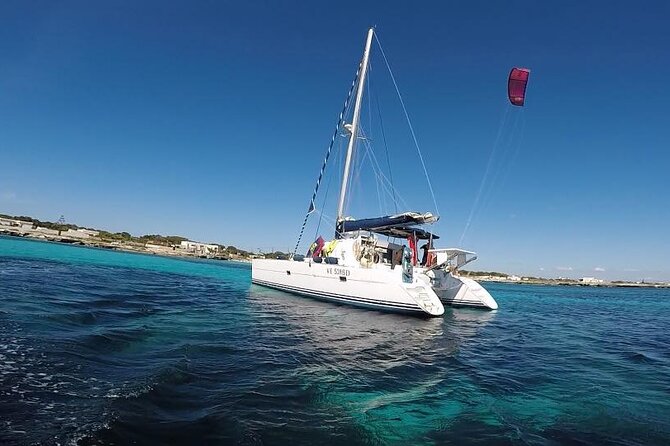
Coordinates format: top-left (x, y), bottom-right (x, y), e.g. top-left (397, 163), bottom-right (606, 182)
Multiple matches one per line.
top-left (420, 239), bottom-right (434, 266)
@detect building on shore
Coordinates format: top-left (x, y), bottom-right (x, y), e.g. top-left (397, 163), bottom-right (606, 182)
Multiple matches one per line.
top-left (0, 218), bottom-right (33, 230)
top-left (581, 277), bottom-right (604, 285)
top-left (35, 227), bottom-right (60, 236)
top-left (179, 240), bottom-right (220, 257)
top-left (62, 228), bottom-right (100, 239)
top-left (0, 218), bottom-right (100, 241)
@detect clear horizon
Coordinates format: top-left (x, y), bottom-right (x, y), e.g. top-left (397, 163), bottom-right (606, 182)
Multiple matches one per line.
top-left (2, 1), bottom-right (669, 282)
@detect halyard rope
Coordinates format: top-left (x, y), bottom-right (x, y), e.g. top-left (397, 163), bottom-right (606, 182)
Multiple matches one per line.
top-left (292, 63), bottom-right (362, 257)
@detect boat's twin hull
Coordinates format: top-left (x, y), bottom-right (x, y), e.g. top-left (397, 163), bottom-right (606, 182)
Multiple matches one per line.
top-left (252, 259), bottom-right (498, 316)
top-left (430, 271), bottom-right (499, 310)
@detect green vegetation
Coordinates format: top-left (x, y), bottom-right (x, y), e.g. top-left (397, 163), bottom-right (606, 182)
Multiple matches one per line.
top-left (225, 245), bottom-right (253, 257)
top-left (96, 230), bottom-right (191, 247)
top-left (461, 270), bottom-right (509, 278)
top-left (262, 251), bottom-right (290, 260)
top-left (138, 234), bottom-right (188, 246)
top-left (97, 231), bottom-right (134, 242)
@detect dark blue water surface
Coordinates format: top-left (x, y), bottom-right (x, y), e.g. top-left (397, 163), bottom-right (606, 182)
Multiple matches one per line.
top-left (1, 236), bottom-right (669, 445)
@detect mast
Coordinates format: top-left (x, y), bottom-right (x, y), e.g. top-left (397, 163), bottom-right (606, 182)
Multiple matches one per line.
top-left (336, 27), bottom-right (374, 223)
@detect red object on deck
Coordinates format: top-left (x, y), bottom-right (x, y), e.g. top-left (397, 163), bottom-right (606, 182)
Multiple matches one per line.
top-left (407, 235), bottom-right (417, 266)
top-left (308, 236), bottom-right (325, 257)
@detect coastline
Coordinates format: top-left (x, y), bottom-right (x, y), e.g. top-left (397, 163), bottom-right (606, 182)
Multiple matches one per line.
top-left (0, 229), bottom-right (244, 262)
top-left (474, 275), bottom-right (670, 289)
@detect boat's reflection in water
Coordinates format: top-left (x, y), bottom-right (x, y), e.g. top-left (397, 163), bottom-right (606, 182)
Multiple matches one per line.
top-left (249, 283), bottom-right (496, 382)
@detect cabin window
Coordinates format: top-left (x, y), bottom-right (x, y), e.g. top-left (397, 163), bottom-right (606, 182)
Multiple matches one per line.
top-left (340, 276), bottom-right (347, 282)
top-left (286, 270), bottom-right (291, 275)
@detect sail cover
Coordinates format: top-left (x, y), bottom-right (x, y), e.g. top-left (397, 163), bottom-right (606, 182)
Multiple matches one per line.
top-left (337, 212), bottom-right (438, 235)
top-left (508, 68), bottom-right (530, 106)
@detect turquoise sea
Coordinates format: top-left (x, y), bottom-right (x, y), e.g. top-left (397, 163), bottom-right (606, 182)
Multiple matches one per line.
top-left (1, 235), bottom-right (669, 445)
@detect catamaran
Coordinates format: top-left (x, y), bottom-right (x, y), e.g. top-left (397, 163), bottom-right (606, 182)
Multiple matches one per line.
top-left (252, 28), bottom-right (498, 316)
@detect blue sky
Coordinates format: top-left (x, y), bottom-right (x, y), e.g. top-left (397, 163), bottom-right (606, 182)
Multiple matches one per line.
top-left (1, 1), bottom-right (669, 281)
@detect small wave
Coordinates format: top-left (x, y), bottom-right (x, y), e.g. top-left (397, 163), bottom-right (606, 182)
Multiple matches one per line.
top-left (76, 326), bottom-right (153, 354)
top-left (625, 351), bottom-right (656, 364)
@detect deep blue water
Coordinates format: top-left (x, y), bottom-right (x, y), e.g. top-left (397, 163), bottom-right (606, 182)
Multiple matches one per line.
top-left (1, 236), bottom-right (669, 445)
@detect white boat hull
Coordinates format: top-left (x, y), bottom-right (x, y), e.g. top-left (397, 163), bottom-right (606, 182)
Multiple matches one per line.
top-left (428, 270), bottom-right (499, 310)
top-left (252, 259), bottom-right (445, 316)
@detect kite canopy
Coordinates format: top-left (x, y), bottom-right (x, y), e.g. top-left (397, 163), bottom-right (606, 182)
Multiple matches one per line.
top-left (508, 68), bottom-right (530, 106)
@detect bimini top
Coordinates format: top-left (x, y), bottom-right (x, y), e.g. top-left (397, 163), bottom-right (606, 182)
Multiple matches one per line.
top-left (337, 212), bottom-right (439, 238)
top-left (370, 226), bottom-right (439, 240)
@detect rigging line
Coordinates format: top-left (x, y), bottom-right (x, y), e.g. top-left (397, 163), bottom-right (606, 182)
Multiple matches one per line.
top-left (359, 127), bottom-right (412, 211)
top-left (311, 146), bottom-right (348, 245)
top-left (354, 128), bottom-right (385, 215)
top-left (459, 105), bottom-right (511, 245)
top-left (368, 60), bottom-right (373, 146)
top-left (374, 149), bottom-right (384, 215)
top-left (371, 67), bottom-right (398, 214)
top-left (367, 63), bottom-right (384, 214)
top-left (292, 63), bottom-right (362, 256)
top-left (314, 103), bottom-right (352, 240)
top-left (316, 209), bottom-right (346, 239)
top-left (313, 141), bottom-right (346, 242)
top-left (347, 140), bottom-right (372, 213)
top-left (313, 210), bottom-right (337, 236)
top-left (316, 210), bottom-right (338, 228)
top-left (313, 140), bottom-right (340, 240)
top-left (361, 133), bottom-right (411, 211)
top-left (374, 33), bottom-right (440, 217)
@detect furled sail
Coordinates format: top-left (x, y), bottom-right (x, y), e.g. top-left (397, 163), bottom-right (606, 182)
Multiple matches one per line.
top-left (337, 212), bottom-right (438, 236)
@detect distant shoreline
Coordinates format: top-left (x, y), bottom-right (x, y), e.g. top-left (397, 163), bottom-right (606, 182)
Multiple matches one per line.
top-left (0, 231), bottom-right (234, 261)
top-left (474, 276), bottom-right (670, 289)
top-left (0, 214), bottom-right (265, 261)
top-left (0, 233), bottom-right (253, 265)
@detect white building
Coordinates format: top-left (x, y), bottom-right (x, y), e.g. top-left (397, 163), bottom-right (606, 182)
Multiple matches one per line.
top-left (581, 277), bottom-right (604, 285)
top-left (179, 241), bottom-right (220, 256)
